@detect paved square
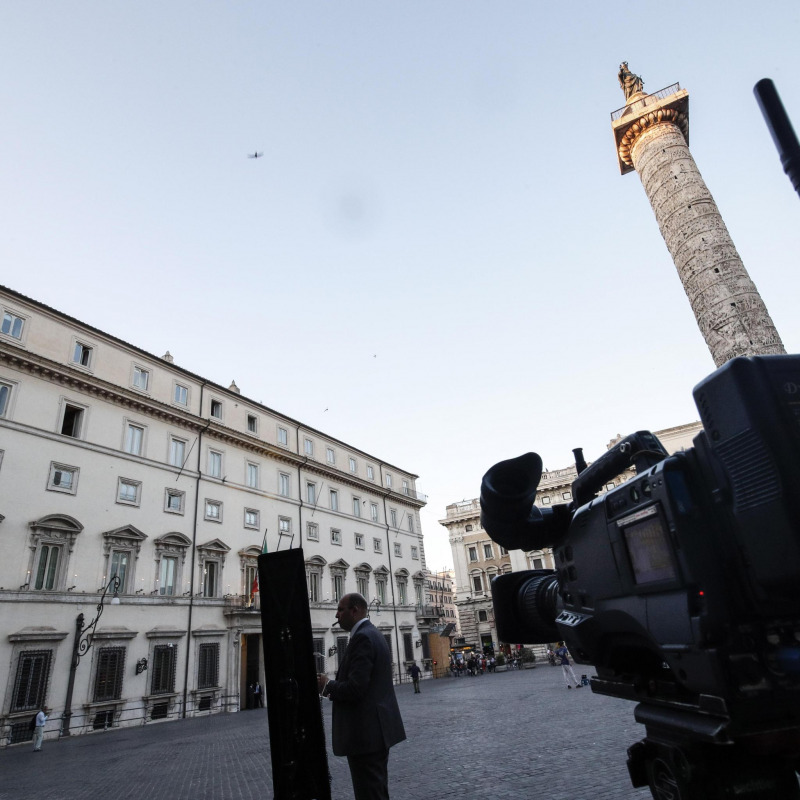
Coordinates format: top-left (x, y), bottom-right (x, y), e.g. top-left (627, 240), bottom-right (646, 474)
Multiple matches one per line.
top-left (0, 666), bottom-right (650, 800)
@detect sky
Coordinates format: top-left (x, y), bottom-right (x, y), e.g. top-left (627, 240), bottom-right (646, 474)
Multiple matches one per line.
top-left (2, 2), bottom-right (799, 571)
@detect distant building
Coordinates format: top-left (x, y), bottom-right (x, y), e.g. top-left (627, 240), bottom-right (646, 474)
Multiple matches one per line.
top-left (442, 423), bottom-right (702, 657)
top-left (0, 285), bottom-right (429, 746)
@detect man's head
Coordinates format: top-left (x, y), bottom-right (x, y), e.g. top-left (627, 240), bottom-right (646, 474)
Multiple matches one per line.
top-left (336, 593), bottom-right (368, 632)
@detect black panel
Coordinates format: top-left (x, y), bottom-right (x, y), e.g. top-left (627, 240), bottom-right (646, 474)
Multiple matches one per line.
top-left (258, 549), bottom-right (331, 800)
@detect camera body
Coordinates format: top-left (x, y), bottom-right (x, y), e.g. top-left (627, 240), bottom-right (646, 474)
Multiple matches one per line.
top-left (482, 355), bottom-right (800, 738)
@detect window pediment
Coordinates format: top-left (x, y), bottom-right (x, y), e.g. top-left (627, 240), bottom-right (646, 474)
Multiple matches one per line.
top-left (329, 558), bottom-right (349, 570)
top-left (373, 565), bottom-right (389, 577)
top-left (155, 532), bottom-right (191, 549)
top-left (197, 539), bottom-right (231, 555)
top-left (29, 514), bottom-right (83, 535)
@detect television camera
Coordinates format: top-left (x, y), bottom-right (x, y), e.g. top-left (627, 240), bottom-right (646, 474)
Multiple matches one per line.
top-left (481, 355), bottom-right (800, 799)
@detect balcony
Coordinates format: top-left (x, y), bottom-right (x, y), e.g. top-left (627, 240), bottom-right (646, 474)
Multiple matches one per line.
top-left (415, 604), bottom-right (444, 621)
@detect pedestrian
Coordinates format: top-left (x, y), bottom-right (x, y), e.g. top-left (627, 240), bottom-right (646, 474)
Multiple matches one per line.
top-left (32, 705), bottom-right (48, 751)
top-left (408, 662), bottom-right (421, 694)
top-left (246, 683), bottom-right (255, 708)
top-left (253, 681), bottom-right (264, 707)
top-left (555, 641), bottom-right (580, 689)
top-left (317, 593), bottom-right (406, 800)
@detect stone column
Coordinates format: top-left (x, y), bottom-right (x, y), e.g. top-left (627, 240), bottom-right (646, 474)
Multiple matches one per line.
top-left (613, 82), bottom-right (785, 367)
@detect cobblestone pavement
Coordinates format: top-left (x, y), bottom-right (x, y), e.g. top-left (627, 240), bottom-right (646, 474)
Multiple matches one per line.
top-left (1, 665), bottom-right (651, 800)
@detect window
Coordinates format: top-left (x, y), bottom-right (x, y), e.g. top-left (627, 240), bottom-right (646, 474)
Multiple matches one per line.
top-left (385, 473), bottom-right (393, 489)
top-left (125, 423), bottom-right (144, 455)
top-left (478, 610), bottom-right (488, 622)
top-left (349, 457), bottom-right (357, 473)
top-left (210, 399), bottom-right (222, 419)
top-left (313, 639), bottom-right (325, 673)
top-left (1, 310), bottom-right (25, 340)
top-left (174, 383), bottom-right (189, 406)
top-left (331, 529), bottom-right (341, 545)
top-left (531, 557), bottom-right (544, 570)
top-left (356, 573), bottom-right (369, 598)
top-left (408, 517), bottom-right (414, 533)
top-left (304, 438), bottom-right (314, 456)
top-left (279, 517), bottom-right (291, 536)
top-left (465, 524), bottom-right (473, 532)
top-left (244, 509), bottom-right (259, 529)
top-left (403, 632), bottom-right (413, 660)
top-left (353, 497), bottom-right (361, 517)
top-left (606, 482), bottom-right (616, 491)
top-left (48, 462), bottom-right (78, 494)
top-left (164, 489), bottom-right (185, 514)
top-left (483, 543), bottom-right (493, 559)
top-left (306, 523), bottom-right (319, 541)
top-left (402, 479), bottom-right (409, 495)
top-left (151, 645), bottom-right (177, 695)
top-left (34, 544), bottom-right (61, 590)
top-left (247, 414), bottom-right (258, 434)
top-left (411, 546), bottom-right (419, 560)
top-left (354, 532), bottom-right (364, 549)
top-left (117, 478), bottom-right (141, 506)
top-left (110, 550), bottom-right (131, 592)
top-left (330, 490), bottom-right (338, 511)
top-left (11, 650), bottom-right (52, 711)
top-left (207, 450), bottom-right (222, 478)
top-left (306, 482), bottom-right (316, 505)
top-left (390, 509), bottom-right (397, 527)
top-left (277, 426), bottom-right (288, 446)
top-left (60, 402), bottom-right (85, 438)
top-left (326, 447), bottom-right (335, 465)
top-left (198, 643), bottom-right (219, 689)
top-left (332, 573), bottom-right (344, 602)
top-left (370, 503), bottom-right (378, 522)
top-left (541, 495), bottom-right (551, 505)
top-left (376, 577), bottom-right (387, 604)
top-left (132, 366), bottom-right (150, 392)
top-left (278, 473), bottom-right (290, 497)
top-left (394, 542), bottom-right (402, 557)
top-left (169, 437), bottom-right (186, 468)
top-left (203, 561), bottom-right (218, 597)
top-left (308, 571), bottom-right (320, 602)
top-left (468, 546), bottom-right (478, 562)
top-left (159, 556), bottom-right (178, 595)
top-left (373, 538), bottom-right (382, 554)
top-left (366, 465), bottom-right (374, 480)
top-left (0, 380), bottom-right (13, 417)
top-left (205, 500), bottom-right (222, 522)
top-left (562, 491), bottom-right (572, 500)
top-left (246, 462), bottom-right (259, 489)
top-left (94, 647), bottom-right (125, 702)
top-left (72, 341), bottom-right (93, 368)
top-left (472, 574), bottom-right (484, 593)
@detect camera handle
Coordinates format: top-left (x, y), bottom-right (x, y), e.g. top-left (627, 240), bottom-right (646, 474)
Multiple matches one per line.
top-left (571, 431), bottom-right (668, 507)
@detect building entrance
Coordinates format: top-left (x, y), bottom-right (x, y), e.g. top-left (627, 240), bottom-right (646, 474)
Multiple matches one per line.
top-left (242, 633), bottom-right (263, 709)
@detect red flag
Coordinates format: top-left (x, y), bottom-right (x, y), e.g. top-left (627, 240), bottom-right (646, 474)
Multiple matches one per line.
top-left (249, 572), bottom-right (259, 603)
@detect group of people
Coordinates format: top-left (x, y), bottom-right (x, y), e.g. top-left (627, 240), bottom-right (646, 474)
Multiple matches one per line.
top-left (449, 653), bottom-right (499, 676)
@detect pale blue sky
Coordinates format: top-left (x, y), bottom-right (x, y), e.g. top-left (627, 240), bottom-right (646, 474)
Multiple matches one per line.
top-left (2, 2), bottom-right (799, 569)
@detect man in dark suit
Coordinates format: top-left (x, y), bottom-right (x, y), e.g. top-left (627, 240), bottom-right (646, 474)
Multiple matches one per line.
top-left (317, 592), bottom-right (406, 800)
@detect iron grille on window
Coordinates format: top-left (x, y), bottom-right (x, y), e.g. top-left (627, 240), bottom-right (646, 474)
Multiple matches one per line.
top-left (421, 633), bottom-right (431, 660)
top-left (403, 632), bottom-right (414, 662)
top-left (384, 634), bottom-right (393, 659)
top-left (151, 645), bottom-right (177, 695)
top-left (94, 647), bottom-right (125, 701)
top-left (198, 643), bottom-right (219, 689)
top-left (11, 650), bottom-right (52, 711)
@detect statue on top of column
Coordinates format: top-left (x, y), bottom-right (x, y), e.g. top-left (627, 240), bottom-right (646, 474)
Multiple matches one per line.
top-left (618, 62), bottom-right (644, 101)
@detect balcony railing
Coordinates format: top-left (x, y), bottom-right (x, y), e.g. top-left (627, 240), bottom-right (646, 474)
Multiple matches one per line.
top-left (610, 83), bottom-right (681, 122)
top-left (223, 594), bottom-right (260, 611)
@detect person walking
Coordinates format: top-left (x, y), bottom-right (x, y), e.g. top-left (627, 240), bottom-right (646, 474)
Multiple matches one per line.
top-left (408, 662), bottom-right (421, 694)
top-left (317, 593), bottom-right (406, 800)
top-left (555, 642), bottom-right (580, 689)
top-left (253, 681), bottom-right (264, 708)
top-left (32, 706), bottom-right (48, 751)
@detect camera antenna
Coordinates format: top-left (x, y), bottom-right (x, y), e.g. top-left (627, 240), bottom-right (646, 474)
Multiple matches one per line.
top-left (572, 447), bottom-right (588, 475)
top-left (754, 78), bottom-right (800, 199)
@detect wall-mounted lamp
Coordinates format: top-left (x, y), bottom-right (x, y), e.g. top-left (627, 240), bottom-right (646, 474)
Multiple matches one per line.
top-left (135, 658), bottom-right (148, 675)
top-left (415, 640), bottom-right (422, 648)
top-left (328, 646), bottom-right (337, 657)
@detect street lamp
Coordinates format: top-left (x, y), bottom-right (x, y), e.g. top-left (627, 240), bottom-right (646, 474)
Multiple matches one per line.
top-left (61, 575), bottom-right (121, 736)
top-left (368, 598), bottom-right (381, 617)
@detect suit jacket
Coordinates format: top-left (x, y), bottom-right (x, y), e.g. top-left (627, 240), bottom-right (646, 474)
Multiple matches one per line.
top-left (327, 620), bottom-right (406, 756)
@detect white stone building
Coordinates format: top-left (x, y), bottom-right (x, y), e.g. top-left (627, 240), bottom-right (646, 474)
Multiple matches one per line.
top-left (0, 285), bottom-right (428, 746)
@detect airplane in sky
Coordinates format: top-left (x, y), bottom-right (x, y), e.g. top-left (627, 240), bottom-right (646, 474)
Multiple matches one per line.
top-left (248, 151), bottom-right (264, 159)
